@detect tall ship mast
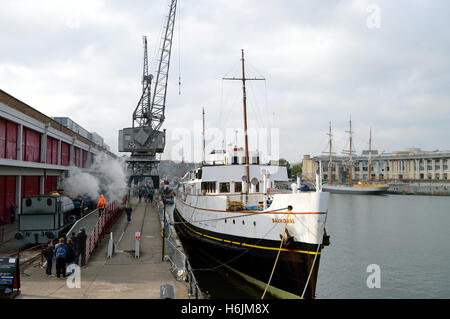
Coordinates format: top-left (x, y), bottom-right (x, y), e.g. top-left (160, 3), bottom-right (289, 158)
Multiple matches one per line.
top-left (173, 51), bottom-right (330, 299)
top-left (343, 116), bottom-right (355, 186)
top-left (322, 119), bottom-right (389, 194)
top-left (322, 122), bottom-right (335, 185)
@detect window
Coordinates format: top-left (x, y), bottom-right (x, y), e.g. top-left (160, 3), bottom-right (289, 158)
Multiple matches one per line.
top-left (232, 156), bottom-right (238, 165)
top-left (201, 182), bottom-right (217, 194)
top-left (219, 182), bottom-right (230, 193)
top-left (234, 182), bottom-right (242, 193)
top-left (436, 173), bottom-right (440, 180)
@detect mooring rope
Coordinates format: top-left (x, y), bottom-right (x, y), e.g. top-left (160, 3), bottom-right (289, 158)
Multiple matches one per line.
top-left (300, 211), bottom-right (328, 299)
top-left (261, 207), bottom-right (292, 299)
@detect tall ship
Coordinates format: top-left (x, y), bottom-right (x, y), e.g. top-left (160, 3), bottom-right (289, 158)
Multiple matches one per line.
top-left (322, 119), bottom-right (389, 194)
top-left (174, 50), bottom-right (330, 299)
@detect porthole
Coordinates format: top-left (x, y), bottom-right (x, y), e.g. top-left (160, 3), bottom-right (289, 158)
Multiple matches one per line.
top-left (26, 199), bottom-right (32, 207)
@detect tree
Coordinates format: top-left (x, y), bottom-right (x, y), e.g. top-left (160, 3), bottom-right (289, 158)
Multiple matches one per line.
top-left (291, 163), bottom-right (302, 178)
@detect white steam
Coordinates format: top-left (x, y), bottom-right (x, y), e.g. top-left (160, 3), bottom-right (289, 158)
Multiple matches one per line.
top-left (63, 154), bottom-right (128, 203)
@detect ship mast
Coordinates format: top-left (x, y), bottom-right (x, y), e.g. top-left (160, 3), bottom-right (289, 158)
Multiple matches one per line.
top-left (241, 50), bottom-right (250, 192)
top-left (202, 108), bottom-right (206, 164)
top-left (223, 49), bottom-right (265, 194)
top-left (368, 127), bottom-right (372, 182)
top-left (343, 116), bottom-right (355, 186)
top-left (323, 122), bottom-right (335, 184)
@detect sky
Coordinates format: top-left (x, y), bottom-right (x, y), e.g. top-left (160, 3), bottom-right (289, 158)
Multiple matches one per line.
top-left (1, 0), bottom-right (449, 163)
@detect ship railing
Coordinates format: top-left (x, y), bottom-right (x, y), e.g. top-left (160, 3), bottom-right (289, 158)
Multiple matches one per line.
top-left (157, 200), bottom-right (202, 299)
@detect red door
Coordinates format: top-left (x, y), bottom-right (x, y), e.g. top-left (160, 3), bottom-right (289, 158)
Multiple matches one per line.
top-left (6, 121), bottom-right (18, 160)
top-left (0, 176), bottom-right (16, 223)
top-left (21, 176), bottom-right (40, 198)
top-left (22, 127), bottom-right (41, 162)
top-left (60, 142), bottom-right (70, 166)
top-left (46, 136), bottom-right (58, 164)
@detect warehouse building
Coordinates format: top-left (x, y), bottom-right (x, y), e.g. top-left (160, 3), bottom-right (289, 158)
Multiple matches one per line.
top-left (0, 89), bottom-right (111, 224)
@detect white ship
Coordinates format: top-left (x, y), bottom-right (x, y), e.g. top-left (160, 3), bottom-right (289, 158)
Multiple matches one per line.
top-left (173, 50), bottom-right (330, 299)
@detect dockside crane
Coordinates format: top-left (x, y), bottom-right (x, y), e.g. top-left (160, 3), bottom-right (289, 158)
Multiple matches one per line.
top-left (119, 0), bottom-right (178, 191)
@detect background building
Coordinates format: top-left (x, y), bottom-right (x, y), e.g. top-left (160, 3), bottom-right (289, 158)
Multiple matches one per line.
top-left (302, 148), bottom-right (450, 184)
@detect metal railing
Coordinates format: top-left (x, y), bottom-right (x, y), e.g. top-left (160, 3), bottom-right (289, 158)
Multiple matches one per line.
top-left (157, 200), bottom-right (202, 299)
top-left (84, 202), bottom-right (121, 263)
top-left (8, 243), bottom-right (46, 274)
top-left (88, 202), bottom-right (121, 262)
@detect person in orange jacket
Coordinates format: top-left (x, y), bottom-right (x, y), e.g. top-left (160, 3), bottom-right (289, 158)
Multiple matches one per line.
top-left (97, 194), bottom-right (107, 217)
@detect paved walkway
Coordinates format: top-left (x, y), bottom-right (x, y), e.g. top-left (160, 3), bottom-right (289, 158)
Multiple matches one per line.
top-left (17, 198), bottom-right (189, 299)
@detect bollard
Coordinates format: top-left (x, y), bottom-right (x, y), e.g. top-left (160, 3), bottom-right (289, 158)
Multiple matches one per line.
top-left (135, 232), bottom-right (140, 258)
top-left (160, 284), bottom-right (175, 299)
top-left (107, 232), bottom-right (114, 258)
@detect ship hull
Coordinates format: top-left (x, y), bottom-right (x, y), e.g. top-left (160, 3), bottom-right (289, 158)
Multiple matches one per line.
top-left (173, 192), bottom-right (328, 299)
top-left (322, 184), bottom-right (388, 194)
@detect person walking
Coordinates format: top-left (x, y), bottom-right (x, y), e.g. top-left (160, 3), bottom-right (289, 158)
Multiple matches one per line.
top-left (54, 238), bottom-right (68, 279)
top-left (125, 203), bottom-right (132, 224)
top-left (97, 194), bottom-right (107, 217)
top-left (138, 189), bottom-right (143, 203)
top-left (73, 196), bottom-right (82, 218)
top-left (77, 229), bottom-right (87, 267)
top-left (71, 232), bottom-right (80, 266)
top-left (149, 188), bottom-right (154, 203)
top-left (66, 238), bottom-right (76, 275)
top-left (9, 205), bottom-right (16, 223)
top-left (44, 242), bottom-right (54, 277)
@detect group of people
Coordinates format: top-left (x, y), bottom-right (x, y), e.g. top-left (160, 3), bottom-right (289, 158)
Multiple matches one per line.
top-left (43, 229), bottom-right (87, 279)
top-left (73, 196), bottom-right (92, 218)
top-left (137, 187), bottom-right (155, 204)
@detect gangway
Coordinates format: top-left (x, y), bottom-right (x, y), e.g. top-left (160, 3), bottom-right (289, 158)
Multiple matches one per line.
top-left (65, 203), bottom-right (122, 263)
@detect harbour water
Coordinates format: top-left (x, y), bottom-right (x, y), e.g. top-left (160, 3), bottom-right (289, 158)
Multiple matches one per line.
top-left (180, 193), bottom-right (450, 299)
top-left (317, 193), bottom-right (450, 299)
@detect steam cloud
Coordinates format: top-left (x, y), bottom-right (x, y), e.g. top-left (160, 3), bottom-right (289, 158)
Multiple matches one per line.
top-left (63, 154), bottom-right (128, 203)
